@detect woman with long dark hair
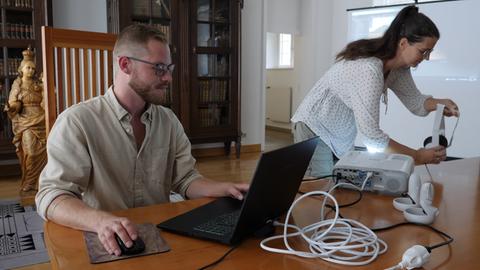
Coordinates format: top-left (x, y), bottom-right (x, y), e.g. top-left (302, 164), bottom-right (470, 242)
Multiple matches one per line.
top-left (291, 5), bottom-right (459, 177)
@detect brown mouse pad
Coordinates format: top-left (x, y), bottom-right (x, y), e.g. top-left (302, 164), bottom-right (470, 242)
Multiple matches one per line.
top-left (83, 223), bottom-right (170, 264)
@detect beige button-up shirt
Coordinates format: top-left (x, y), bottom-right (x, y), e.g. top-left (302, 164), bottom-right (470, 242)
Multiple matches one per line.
top-left (36, 87), bottom-right (202, 220)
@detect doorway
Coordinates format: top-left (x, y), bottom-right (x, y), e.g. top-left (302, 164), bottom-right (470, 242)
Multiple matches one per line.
top-left (264, 32), bottom-right (296, 151)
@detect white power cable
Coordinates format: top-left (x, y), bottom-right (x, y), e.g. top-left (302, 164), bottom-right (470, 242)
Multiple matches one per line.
top-left (384, 245), bottom-right (431, 270)
top-left (361, 172), bottom-right (374, 191)
top-left (319, 172), bottom-right (373, 220)
top-left (260, 188), bottom-right (388, 266)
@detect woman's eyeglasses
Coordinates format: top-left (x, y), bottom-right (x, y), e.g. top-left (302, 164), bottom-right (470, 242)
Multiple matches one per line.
top-left (413, 46), bottom-right (433, 60)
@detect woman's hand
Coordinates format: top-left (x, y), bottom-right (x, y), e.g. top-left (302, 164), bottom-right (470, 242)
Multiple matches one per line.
top-left (415, 146), bottom-right (446, 165)
top-left (425, 98), bottom-right (459, 117)
top-left (437, 99), bottom-right (459, 117)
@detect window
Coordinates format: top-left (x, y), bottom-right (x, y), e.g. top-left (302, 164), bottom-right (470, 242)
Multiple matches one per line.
top-left (278, 33), bottom-right (292, 67)
top-left (266, 32), bottom-right (294, 69)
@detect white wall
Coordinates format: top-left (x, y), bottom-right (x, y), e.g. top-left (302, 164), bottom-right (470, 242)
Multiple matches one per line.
top-left (241, 0), bottom-right (265, 146)
top-left (265, 68), bottom-right (295, 129)
top-left (294, 0), bottom-right (371, 106)
top-left (262, 0), bottom-right (376, 137)
top-left (263, 0), bottom-right (366, 134)
top-left (265, 0), bottom-right (300, 34)
top-left (264, 0), bottom-right (300, 131)
top-left (293, 0), bottom-right (334, 112)
top-left (52, 0), bottom-right (107, 32)
top-left (265, 32), bottom-right (300, 130)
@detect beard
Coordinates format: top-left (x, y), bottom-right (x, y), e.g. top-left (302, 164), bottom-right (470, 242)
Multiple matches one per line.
top-left (128, 71), bottom-right (168, 105)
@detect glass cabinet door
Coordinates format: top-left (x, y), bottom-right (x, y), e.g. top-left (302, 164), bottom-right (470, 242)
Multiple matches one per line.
top-left (196, 0), bottom-right (230, 48)
top-left (110, 0), bottom-right (241, 155)
top-left (193, 0), bottom-right (236, 130)
top-left (196, 54), bottom-right (230, 128)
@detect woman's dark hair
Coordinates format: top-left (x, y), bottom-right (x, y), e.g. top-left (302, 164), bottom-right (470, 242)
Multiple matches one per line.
top-left (336, 5), bottom-right (439, 61)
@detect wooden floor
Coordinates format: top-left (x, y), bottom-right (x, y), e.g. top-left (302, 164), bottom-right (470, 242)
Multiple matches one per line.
top-left (0, 153), bottom-right (262, 200)
top-left (265, 128), bottom-right (293, 152)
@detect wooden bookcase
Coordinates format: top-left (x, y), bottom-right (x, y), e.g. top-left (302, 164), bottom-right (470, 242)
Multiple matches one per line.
top-left (107, 0), bottom-right (242, 156)
top-left (0, 0), bottom-right (51, 175)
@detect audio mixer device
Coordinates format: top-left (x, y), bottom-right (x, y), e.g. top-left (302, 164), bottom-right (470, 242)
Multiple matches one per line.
top-left (333, 151), bottom-right (414, 196)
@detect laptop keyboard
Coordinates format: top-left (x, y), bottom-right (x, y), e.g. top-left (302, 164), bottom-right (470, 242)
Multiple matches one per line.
top-left (193, 210), bottom-right (241, 236)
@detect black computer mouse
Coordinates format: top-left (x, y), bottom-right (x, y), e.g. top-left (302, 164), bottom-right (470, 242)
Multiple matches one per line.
top-left (114, 234), bottom-right (146, 256)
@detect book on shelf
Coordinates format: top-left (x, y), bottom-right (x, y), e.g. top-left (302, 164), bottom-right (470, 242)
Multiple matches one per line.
top-left (132, 21), bottom-right (170, 43)
top-left (199, 105), bottom-right (222, 127)
top-left (152, 23), bottom-right (170, 43)
top-left (7, 58), bottom-right (21, 76)
top-left (153, 0), bottom-right (171, 18)
top-left (4, 23), bottom-right (33, 39)
top-left (133, 0), bottom-right (149, 17)
top-left (198, 80), bottom-right (228, 103)
top-left (5, 0), bottom-right (33, 8)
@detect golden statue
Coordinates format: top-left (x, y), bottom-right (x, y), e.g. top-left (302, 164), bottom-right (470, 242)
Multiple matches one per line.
top-left (4, 47), bottom-right (47, 195)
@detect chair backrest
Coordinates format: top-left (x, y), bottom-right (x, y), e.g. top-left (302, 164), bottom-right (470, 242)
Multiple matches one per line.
top-left (41, 26), bottom-right (117, 135)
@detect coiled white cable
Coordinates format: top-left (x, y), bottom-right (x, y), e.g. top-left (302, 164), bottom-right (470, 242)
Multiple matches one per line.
top-left (260, 181), bottom-right (387, 266)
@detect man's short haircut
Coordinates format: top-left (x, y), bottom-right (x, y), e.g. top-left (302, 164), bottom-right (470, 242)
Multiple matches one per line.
top-left (113, 24), bottom-right (168, 75)
top-left (113, 24), bottom-right (168, 59)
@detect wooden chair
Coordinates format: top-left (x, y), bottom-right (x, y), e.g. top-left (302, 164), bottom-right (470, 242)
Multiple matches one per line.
top-left (41, 26), bottom-right (117, 135)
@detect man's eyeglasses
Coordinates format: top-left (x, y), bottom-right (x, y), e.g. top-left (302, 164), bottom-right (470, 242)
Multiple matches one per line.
top-left (126, 56), bottom-right (175, 77)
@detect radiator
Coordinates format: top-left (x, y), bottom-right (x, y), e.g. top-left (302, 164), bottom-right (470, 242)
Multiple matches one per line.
top-left (266, 87), bottom-right (292, 123)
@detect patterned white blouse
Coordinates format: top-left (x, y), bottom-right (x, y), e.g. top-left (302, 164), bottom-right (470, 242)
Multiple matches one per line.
top-left (291, 57), bottom-right (431, 157)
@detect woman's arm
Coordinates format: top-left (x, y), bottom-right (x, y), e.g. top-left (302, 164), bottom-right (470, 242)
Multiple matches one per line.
top-left (389, 69), bottom-right (432, 116)
top-left (390, 69), bottom-right (459, 117)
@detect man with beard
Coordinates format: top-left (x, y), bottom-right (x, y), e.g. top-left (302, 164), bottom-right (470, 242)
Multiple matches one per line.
top-left (36, 24), bottom-right (249, 256)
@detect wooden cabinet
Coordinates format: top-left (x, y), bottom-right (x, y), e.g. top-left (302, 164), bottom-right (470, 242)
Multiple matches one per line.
top-left (107, 0), bottom-right (242, 156)
top-left (0, 0), bottom-right (51, 175)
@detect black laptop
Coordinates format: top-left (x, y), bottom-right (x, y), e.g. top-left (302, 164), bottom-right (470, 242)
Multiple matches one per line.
top-left (157, 137), bottom-right (319, 245)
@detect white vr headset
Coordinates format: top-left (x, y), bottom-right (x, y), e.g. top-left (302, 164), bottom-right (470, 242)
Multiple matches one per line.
top-left (423, 103), bottom-right (459, 149)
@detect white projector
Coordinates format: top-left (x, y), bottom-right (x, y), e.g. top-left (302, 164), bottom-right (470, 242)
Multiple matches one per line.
top-left (332, 151), bottom-right (414, 196)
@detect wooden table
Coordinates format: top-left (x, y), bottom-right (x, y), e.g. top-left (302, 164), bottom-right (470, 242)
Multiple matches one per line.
top-left (44, 157), bottom-right (480, 269)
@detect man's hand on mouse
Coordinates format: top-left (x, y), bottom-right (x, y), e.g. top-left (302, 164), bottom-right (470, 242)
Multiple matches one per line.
top-left (95, 213), bottom-right (138, 256)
